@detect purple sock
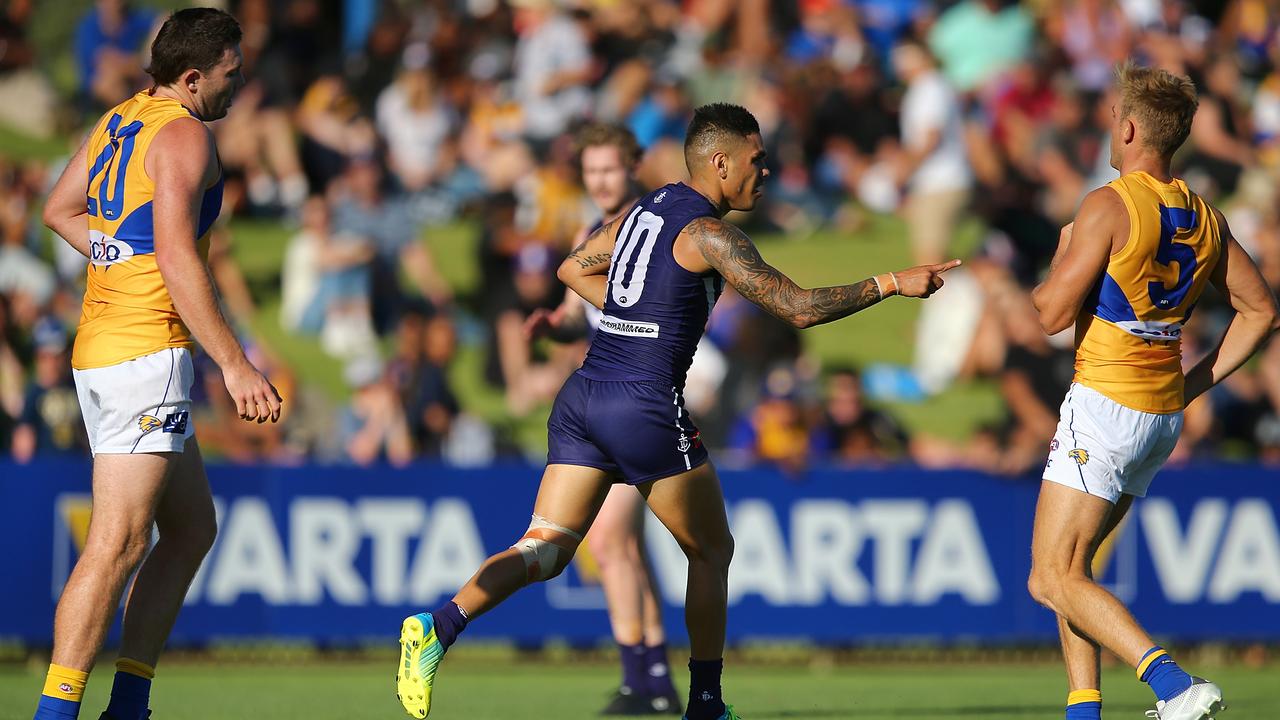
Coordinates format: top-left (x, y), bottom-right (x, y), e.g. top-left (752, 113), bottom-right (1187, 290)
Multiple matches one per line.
top-left (105, 670), bottom-right (151, 720)
top-left (430, 601), bottom-right (468, 650)
top-left (686, 658), bottom-right (725, 720)
top-left (619, 643), bottom-right (647, 693)
top-left (645, 643), bottom-right (677, 697)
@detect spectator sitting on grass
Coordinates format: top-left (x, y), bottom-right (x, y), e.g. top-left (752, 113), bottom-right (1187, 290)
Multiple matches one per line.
top-left (11, 317), bottom-right (86, 462)
top-left (331, 156), bottom-right (452, 333)
top-left (728, 365), bottom-right (818, 475)
top-left (388, 305), bottom-right (460, 458)
top-left (281, 194), bottom-right (377, 359)
top-left (75, 0), bottom-right (157, 115)
top-left (337, 355), bottom-right (414, 467)
top-left (811, 366), bottom-right (910, 467)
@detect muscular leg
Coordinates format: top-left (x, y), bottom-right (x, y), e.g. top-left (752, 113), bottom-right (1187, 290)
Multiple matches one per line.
top-left (50, 453), bottom-right (173, 671)
top-left (640, 462), bottom-right (733, 661)
top-left (1029, 482), bottom-right (1154, 668)
top-left (639, 545), bottom-right (667, 646)
top-left (587, 484), bottom-right (650, 646)
top-left (451, 464), bottom-right (614, 619)
top-left (117, 438), bottom-right (218, 667)
top-left (1058, 494), bottom-right (1134, 692)
top-left (1059, 616), bottom-right (1100, 691)
top-left (589, 484), bottom-right (679, 709)
top-left (636, 519), bottom-right (679, 706)
top-left (399, 465), bottom-right (617, 718)
top-left (641, 463), bottom-right (733, 720)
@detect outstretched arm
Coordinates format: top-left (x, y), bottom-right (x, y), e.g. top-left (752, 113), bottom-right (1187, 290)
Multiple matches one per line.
top-left (1184, 209), bottom-right (1280, 403)
top-left (681, 216), bottom-right (959, 329)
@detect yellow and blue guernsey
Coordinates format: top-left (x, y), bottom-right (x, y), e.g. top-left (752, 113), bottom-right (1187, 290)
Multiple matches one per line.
top-left (72, 91), bottom-right (223, 370)
top-left (1074, 171), bottom-right (1222, 414)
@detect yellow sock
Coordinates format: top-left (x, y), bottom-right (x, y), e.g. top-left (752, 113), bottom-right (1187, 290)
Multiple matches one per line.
top-left (116, 658), bottom-right (155, 680)
top-left (1067, 689), bottom-right (1102, 705)
top-left (1066, 689), bottom-right (1102, 720)
top-left (41, 663), bottom-right (88, 702)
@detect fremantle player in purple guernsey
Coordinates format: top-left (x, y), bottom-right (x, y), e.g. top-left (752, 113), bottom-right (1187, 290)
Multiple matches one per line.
top-left (395, 104), bottom-right (961, 720)
top-left (526, 122), bottom-right (684, 716)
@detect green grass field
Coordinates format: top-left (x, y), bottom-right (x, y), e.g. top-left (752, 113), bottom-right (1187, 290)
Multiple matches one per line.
top-left (1, 658), bottom-right (1274, 719)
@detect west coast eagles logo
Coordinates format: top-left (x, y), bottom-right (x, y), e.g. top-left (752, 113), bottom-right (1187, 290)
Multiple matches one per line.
top-left (138, 414), bottom-right (163, 433)
top-left (1068, 448), bottom-right (1090, 466)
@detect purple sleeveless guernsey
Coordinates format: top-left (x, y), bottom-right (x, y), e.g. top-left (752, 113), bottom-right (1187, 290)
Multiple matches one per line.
top-left (578, 182), bottom-right (723, 389)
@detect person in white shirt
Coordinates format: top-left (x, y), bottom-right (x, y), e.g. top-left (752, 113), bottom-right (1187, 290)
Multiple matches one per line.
top-left (511, 0), bottom-right (593, 142)
top-left (893, 40), bottom-right (973, 264)
top-left (375, 48), bottom-right (455, 193)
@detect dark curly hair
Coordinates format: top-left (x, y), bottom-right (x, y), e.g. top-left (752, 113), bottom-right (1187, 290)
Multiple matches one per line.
top-left (147, 8), bottom-right (242, 87)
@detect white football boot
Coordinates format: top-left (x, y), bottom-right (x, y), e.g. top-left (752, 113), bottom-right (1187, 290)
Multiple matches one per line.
top-left (1145, 678), bottom-right (1226, 720)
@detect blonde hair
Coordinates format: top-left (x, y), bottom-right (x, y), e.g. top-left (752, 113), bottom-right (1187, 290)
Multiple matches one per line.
top-left (573, 122), bottom-right (642, 169)
top-left (1115, 62), bottom-right (1199, 158)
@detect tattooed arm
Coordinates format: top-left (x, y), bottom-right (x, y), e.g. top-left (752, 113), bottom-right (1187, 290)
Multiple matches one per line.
top-left (679, 216), bottom-right (961, 329)
top-left (556, 214), bottom-right (622, 310)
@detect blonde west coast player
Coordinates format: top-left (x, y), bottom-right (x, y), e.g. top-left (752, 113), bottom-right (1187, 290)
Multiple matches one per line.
top-left (1030, 63), bottom-right (1279, 720)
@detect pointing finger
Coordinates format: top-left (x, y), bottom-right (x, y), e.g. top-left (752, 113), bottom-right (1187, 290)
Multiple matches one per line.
top-left (930, 259), bottom-right (963, 274)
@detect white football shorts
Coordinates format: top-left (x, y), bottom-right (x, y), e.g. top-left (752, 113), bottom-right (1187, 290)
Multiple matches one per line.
top-left (1042, 382), bottom-right (1183, 504)
top-left (73, 347), bottom-right (195, 455)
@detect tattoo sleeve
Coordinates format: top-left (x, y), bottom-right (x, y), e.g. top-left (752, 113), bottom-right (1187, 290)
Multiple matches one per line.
top-left (686, 216), bottom-right (883, 329)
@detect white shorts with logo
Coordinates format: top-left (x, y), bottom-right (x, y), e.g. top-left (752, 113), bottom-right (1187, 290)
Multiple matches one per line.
top-left (1042, 383), bottom-right (1183, 504)
top-left (73, 347), bottom-right (195, 455)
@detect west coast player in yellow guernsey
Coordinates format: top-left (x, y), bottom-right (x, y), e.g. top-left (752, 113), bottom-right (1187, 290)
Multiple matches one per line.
top-left (1029, 64), bottom-right (1279, 720)
top-left (32, 9), bottom-right (280, 720)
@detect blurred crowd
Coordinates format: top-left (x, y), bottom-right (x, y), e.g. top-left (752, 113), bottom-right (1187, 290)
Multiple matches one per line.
top-left (1, 0), bottom-right (1279, 472)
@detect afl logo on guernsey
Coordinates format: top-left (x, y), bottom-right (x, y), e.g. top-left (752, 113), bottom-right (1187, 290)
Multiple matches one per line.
top-left (89, 230), bottom-right (135, 267)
